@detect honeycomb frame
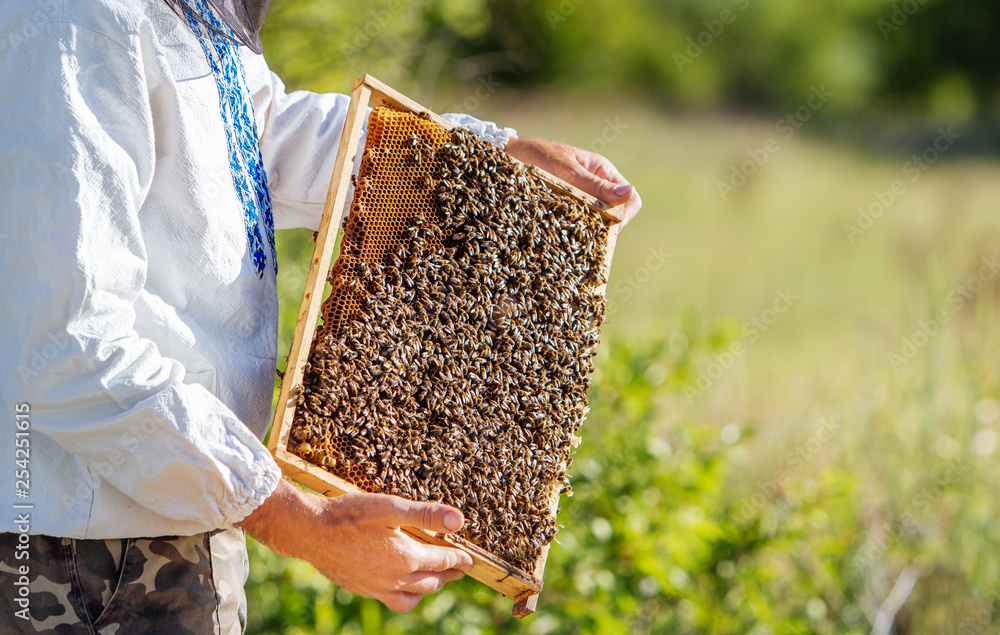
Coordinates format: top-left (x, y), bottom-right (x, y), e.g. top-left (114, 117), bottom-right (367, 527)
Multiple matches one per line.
top-left (267, 75), bottom-right (625, 619)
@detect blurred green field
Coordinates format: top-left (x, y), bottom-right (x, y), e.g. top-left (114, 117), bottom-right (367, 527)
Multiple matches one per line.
top-left (255, 93), bottom-right (1000, 633)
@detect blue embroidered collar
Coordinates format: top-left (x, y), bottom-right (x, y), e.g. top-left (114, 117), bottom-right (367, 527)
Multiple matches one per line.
top-left (185, 0), bottom-right (277, 279)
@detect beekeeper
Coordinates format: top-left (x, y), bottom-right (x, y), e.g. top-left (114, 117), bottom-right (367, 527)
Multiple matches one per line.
top-left (0, 0), bottom-right (641, 631)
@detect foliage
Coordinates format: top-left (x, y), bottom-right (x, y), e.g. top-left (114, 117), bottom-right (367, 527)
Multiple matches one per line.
top-left (260, 0), bottom-right (1000, 117)
top-left (248, 317), bottom-right (871, 634)
top-left (251, 2), bottom-right (1000, 628)
top-left (254, 98), bottom-right (1000, 630)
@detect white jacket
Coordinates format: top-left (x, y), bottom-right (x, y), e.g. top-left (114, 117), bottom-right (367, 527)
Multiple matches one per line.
top-left (0, 0), bottom-right (515, 539)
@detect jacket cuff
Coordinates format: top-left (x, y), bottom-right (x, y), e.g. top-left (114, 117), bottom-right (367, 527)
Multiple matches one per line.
top-left (441, 112), bottom-right (518, 149)
top-left (226, 452), bottom-right (282, 526)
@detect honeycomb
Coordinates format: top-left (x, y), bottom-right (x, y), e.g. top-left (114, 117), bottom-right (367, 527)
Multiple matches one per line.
top-left (321, 109), bottom-right (451, 333)
top-left (288, 107), bottom-right (609, 573)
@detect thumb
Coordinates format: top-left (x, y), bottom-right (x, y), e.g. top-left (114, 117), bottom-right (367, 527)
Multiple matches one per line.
top-left (378, 496), bottom-right (466, 534)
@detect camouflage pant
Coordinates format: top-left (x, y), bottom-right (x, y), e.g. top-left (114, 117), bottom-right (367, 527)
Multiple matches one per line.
top-left (0, 528), bottom-right (248, 634)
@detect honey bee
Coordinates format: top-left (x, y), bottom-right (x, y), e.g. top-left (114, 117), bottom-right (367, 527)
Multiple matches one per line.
top-left (287, 115), bottom-right (612, 574)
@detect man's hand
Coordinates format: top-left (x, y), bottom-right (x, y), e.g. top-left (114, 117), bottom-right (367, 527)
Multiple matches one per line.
top-left (505, 137), bottom-right (642, 226)
top-left (238, 480), bottom-right (474, 613)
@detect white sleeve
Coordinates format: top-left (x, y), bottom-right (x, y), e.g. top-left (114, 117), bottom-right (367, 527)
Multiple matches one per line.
top-left (244, 54), bottom-right (518, 231)
top-left (0, 20), bottom-right (279, 534)
top-left (441, 112), bottom-right (518, 149)
top-left (243, 53), bottom-right (358, 231)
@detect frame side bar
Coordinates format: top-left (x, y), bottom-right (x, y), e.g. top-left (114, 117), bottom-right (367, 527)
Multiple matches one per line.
top-left (268, 81), bottom-right (372, 454)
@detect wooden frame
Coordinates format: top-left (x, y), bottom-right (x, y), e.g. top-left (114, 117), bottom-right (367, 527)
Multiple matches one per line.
top-left (268, 74), bottom-right (624, 618)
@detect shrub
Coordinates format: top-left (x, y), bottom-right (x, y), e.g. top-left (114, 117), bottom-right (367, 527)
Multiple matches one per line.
top-left (247, 324), bottom-right (870, 634)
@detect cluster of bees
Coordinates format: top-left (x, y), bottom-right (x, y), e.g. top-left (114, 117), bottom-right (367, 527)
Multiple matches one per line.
top-left (289, 110), bottom-right (609, 572)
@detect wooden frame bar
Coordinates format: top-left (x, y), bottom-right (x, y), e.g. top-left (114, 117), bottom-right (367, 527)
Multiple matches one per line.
top-left (268, 74), bottom-right (623, 618)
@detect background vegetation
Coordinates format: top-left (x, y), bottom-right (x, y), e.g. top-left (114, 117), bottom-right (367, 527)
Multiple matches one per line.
top-left (260, 0), bottom-right (1000, 118)
top-left (252, 1), bottom-right (1000, 632)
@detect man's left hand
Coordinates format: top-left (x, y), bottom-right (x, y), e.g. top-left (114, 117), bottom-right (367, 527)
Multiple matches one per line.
top-left (505, 137), bottom-right (642, 226)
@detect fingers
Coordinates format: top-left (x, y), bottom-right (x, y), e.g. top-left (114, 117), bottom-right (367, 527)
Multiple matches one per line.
top-left (374, 495), bottom-right (466, 534)
top-left (381, 591), bottom-right (423, 614)
top-left (576, 150), bottom-right (641, 223)
top-left (505, 137), bottom-right (638, 211)
top-left (566, 159), bottom-right (630, 206)
top-left (412, 542), bottom-right (474, 573)
top-left (378, 570), bottom-right (466, 613)
top-left (400, 568), bottom-right (467, 594)
top-left (580, 152), bottom-right (629, 186)
top-left (618, 189), bottom-right (643, 226)
top-left (560, 150), bottom-right (633, 208)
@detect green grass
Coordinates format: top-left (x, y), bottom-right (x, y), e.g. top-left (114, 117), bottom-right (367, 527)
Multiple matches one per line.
top-left (256, 94), bottom-right (1000, 633)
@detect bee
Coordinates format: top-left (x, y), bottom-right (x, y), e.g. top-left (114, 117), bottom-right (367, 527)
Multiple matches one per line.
top-left (295, 442), bottom-right (314, 457)
top-left (288, 118), bottom-right (613, 569)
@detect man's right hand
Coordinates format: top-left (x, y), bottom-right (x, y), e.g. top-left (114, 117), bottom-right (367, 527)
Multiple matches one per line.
top-left (238, 479), bottom-right (474, 613)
